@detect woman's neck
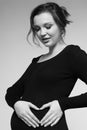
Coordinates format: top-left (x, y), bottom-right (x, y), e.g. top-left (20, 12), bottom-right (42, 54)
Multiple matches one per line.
top-left (38, 40), bottom-right (67, 63)
top-left (48, 40), bottom-right (67, 56)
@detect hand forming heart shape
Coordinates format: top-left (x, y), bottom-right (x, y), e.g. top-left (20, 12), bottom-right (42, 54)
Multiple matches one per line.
top-left (14, 100), bottom-right (63, 128)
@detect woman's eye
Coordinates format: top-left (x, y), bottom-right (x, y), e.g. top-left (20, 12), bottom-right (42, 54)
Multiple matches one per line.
top-left (45, 24), bottom-right (52, 29)
top-left (34, 26), bottom-right (40, 32)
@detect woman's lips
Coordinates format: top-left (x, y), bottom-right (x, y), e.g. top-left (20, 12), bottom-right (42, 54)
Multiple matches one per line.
top-left (41, 38), bottom-right (50, 43)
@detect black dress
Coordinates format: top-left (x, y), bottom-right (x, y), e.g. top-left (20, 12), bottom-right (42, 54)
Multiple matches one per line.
top-left (5, 44), bottom-right (87, 130)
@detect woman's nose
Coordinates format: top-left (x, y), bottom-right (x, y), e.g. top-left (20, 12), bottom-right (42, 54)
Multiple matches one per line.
top-left (40, 28), bottom-right (46, 36)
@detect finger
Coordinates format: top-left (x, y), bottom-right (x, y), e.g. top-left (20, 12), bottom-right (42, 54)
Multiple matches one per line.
top-left (28, 110), bottom-right (40, 124)
top-left (28, 119), bottom-right (37, 128)
top-left (41, 113), bottom-right (54, 126)
top-left (21, 118), bottom-right (31, 127)
top-left (51, 117), bottom-right (60, 127)
top-left (41, 110), bottom-right (52, 124)
top-left (45, 116), bottom-right (58, 127)
top-left (26, 116), bottom-right (37, 128)
top-left (22, 113), bottom-right (38, 128)
top-left (26, 114), bottom-right (39, 128)
top-left (30, 103), bottom-right (39, 110)
top-left (40, 102), bottom-right (51, 110)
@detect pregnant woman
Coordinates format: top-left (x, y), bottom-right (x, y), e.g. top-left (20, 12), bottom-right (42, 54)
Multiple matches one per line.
top-left (5, 2), bottom-right (87, 130)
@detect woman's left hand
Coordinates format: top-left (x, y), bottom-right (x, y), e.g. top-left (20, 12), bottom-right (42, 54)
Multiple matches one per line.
top-left (40, 100), bottom-right (63, 127)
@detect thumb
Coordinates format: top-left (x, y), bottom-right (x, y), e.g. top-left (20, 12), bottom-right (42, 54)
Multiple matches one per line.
top-left (40, 102), bottom-right (51, 110)
top-left (29, 103), bottom-right (39, 110)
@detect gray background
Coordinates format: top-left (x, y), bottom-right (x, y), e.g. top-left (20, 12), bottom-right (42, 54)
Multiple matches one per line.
top-left (0, 0), bottom-right (87, 129)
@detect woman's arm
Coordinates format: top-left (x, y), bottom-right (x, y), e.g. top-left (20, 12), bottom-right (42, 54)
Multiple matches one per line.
top-left (5, 58), bottom-right (36, 108)
top-left (58, 45), bottom-right (87, 111)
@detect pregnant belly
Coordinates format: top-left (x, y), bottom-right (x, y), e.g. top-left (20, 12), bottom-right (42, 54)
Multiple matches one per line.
top-left (11, 110), bottom-right (68, 130)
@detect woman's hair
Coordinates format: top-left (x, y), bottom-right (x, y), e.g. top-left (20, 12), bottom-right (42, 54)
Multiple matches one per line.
top-left (27, 2), bottom-right (71, 46)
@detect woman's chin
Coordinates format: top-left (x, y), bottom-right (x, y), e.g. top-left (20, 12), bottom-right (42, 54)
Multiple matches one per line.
top-left (43, 42), bottom-right (52, 47)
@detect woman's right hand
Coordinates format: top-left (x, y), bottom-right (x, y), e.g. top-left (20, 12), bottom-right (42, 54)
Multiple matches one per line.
top-left (14, 101), bottom-right (40, 128)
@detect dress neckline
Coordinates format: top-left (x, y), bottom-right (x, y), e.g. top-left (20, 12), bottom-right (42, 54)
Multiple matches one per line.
top-left (36, 44), bottom-right (72, 64)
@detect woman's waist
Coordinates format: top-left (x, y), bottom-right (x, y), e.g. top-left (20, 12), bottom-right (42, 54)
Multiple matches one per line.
top-left (21, 96), bottom-right (50, 108)
top-left (21, 94), bottom-right (64, 108)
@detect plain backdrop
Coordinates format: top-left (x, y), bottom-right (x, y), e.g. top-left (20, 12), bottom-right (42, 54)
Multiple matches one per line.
top-left (0, 0), bottom-right (87, 130)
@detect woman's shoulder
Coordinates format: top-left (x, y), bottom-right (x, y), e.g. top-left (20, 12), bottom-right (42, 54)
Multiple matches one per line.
top-left (66, 44), bottom-right (82, 54)
top-left (66, 44), bottom-right (87, 58)
top-left (66, 44), bottom-right (80, 51)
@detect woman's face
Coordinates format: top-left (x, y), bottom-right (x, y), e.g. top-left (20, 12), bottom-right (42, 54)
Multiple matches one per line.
top-left (33, 12), bottom-right (62, 48)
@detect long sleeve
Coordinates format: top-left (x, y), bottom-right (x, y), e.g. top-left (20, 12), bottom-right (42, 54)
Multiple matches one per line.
top-left (58, 45), bottom-right (87, 111)
top-left (5, 58), bottom-right (36, 108)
